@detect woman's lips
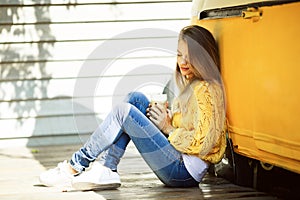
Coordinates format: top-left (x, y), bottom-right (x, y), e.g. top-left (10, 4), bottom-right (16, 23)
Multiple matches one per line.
top-left (180, 67), bottom-right (189, 71)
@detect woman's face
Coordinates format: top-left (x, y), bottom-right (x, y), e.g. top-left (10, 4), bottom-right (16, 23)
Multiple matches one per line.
top-left (177, 39), bottom-right (195, 79)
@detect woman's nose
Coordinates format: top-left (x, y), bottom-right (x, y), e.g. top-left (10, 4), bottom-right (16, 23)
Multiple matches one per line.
top-left (180, 56), bottom-right (187, 64)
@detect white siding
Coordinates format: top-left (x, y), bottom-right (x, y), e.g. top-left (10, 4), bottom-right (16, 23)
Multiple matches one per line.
top-left (0, 0), bottom-right (192, 146)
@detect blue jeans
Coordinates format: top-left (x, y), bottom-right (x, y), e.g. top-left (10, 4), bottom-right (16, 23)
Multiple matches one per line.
top-left (70, 92), bottom-right (198, 187)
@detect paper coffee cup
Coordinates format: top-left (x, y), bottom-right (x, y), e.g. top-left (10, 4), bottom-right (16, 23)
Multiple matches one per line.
top-left (150, 94), bottom-right (167, 106)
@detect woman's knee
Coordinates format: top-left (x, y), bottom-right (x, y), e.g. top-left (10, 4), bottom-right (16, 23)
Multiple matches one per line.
top-left (112, 103), bottom-right (131, 122)
top-left (125, 92), bottom-right (149, 114)
top-left (125, 92), bottom-right (148, 103)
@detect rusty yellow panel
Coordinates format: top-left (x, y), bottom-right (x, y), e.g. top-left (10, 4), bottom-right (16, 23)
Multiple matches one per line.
top-left (192, 2), bottom-right (300, 173)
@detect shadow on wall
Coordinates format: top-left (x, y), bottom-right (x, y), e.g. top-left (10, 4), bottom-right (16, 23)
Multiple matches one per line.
top-left (0, 0), bottom-right (103, 169)
top-left (0, 1), bottom-right (54, 118)
top-left (0, 1), bottom-right (87, 147)
top-left (26, 96), bottom-right (103, 147)
top-left (27, 98), bottom-right (104, 170)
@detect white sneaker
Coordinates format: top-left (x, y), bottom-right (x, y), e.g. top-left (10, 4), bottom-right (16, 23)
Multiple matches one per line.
top-left (39, 160), bottom-right (73, 188)
top-left (72, 162), bottom-right (121, 191)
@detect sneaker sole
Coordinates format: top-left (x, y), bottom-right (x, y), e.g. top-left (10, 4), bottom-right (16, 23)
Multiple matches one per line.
top-left (72, 182), bottom-right (121, 191)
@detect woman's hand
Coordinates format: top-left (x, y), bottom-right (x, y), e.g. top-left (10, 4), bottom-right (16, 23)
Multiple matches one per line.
top-left (146, 103), bottom-right (174, 135)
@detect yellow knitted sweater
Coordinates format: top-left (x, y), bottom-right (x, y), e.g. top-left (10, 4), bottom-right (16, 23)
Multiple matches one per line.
top-left (168, 80), bottom-right (227, 164)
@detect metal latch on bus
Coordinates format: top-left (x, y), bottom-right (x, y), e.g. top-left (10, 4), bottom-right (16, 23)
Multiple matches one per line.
top-left (242, 8), bottom-right (262, 22)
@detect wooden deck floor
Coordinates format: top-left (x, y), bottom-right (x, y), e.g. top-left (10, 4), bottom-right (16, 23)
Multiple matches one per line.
top-left (0, 143), bottom-right (279, 200)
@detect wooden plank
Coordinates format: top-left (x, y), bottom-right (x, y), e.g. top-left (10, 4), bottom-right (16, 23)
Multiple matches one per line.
top-left (0, 0), bottom-right (191, 6)
top-left (0, 114), bottom-right (103, 138)
top-left (0, 2), bottom-right (192, 24)
top-left (0, 143), bottom-right (279, 199)
top-left (0, 57), bottom-right (176, 81)
top-left (0, 95), bottom-right (145, 119)
top-left (0, 37), bottom-right (178, 62)
top-left (0, 20), bottom-right (188, 43)
top-left (0, 73), bottom-right (173, 101)
top-left (0, 97), bottom-right (106, 119)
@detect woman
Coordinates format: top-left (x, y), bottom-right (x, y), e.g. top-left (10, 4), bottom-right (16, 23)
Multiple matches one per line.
top-left (39, 25), bottom-right (227, 190)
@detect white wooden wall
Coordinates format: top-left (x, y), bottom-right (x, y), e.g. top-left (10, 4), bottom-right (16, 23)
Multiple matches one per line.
top-left (0, 0), bottom-right (192, 147)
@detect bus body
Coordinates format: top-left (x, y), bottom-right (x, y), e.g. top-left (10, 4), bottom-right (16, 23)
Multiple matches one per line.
top-left (191, 0), bottom-right (300, 179)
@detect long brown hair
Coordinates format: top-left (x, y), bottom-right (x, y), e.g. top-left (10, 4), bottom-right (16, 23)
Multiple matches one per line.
top-left (172, 25), bottom-right (226, 157)
top-left (175, 25), bottom-right (221, 92)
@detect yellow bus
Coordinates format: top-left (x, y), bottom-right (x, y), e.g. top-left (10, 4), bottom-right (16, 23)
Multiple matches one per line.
top-left (191, 0), bottom-right (300, 197)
